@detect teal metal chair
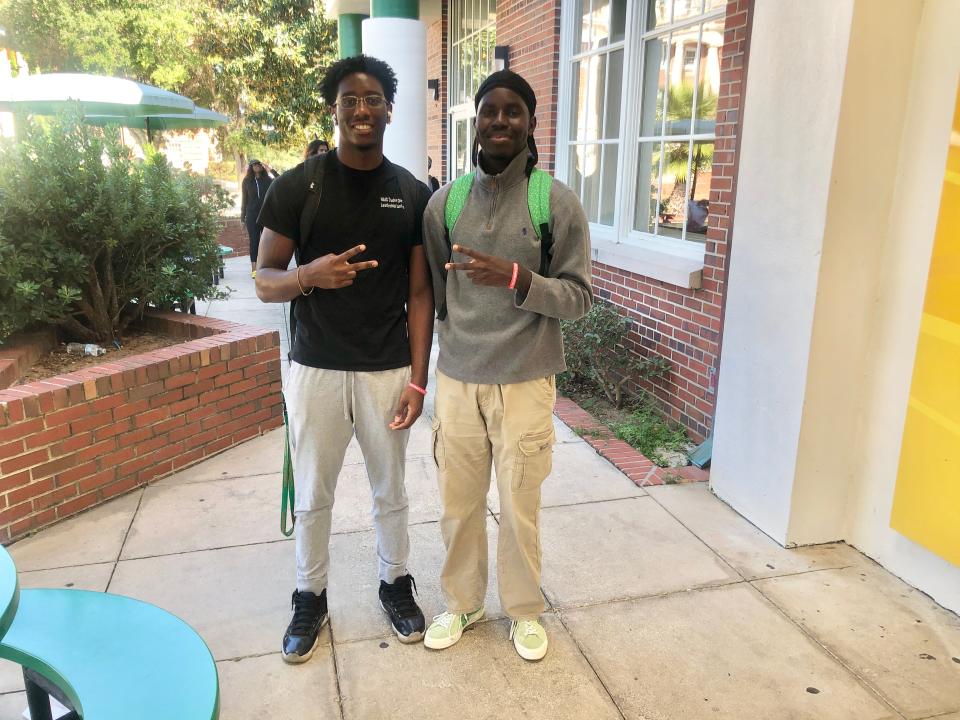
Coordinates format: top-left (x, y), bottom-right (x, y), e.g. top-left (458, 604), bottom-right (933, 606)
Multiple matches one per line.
top-left (0, 548), bottom-right (219, 719)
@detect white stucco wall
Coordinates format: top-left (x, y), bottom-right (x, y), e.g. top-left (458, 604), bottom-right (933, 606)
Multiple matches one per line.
top-left (712, 0), bottom-right (960, 613)
top-left (710, 0), bottom-right (856, 544)
top-left (845, 0), bottom-right (960, 613)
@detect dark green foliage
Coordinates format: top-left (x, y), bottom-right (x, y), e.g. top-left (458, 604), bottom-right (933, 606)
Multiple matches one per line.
top-left (560, 301), bottom-right (672, 408)
top-left (0, 113), bottom-right (230, 342)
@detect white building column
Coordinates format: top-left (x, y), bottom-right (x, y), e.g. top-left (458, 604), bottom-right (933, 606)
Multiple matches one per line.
top-left (362, 1), bottom-right (428, 182)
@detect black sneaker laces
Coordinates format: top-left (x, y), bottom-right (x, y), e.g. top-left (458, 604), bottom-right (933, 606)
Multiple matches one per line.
top-left (289, 591), bottom-right (324, 635)
top-left (382, 575), bottom-right (420, 618)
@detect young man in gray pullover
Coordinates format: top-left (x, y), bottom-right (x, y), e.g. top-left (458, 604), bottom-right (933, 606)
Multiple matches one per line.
top-left (422, 70), bottom-right (593, 661)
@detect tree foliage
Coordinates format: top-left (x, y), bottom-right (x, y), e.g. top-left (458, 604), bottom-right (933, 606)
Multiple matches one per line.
top-left (0, 113), bottom-right (230, 342)
top-left (0, 0), bottom-right (338, 151)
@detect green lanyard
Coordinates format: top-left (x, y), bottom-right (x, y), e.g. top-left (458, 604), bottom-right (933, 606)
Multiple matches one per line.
top-left (281, 402), bottom-right (295, 537)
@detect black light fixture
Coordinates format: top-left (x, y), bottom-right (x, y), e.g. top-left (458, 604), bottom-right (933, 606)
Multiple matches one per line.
top-left (427, 78), bottom-right (439, 101)
top-left (494, 45), bottom-right (510, 72)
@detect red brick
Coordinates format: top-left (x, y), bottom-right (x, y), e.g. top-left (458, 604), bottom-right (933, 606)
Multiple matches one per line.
top-left (54, 460), bottom-right (98, 487)
top-left (0, 439), bottom-right (24, 460)
top-left (78, 468), bottom-right (117, 494)
top-left (113, 399), bottom-right (150, 421)
top-left (8, 477), bottom-right (54, 506)
top-left (70, 410), bottom-right (113, 434)
top-left (56, 492), bottom-right (100, 519)
top-left (1, 448), bottom-right (49, 474)
top-left (0, 418), bottom-right (44, 443)
top-left (117, 427), bottom-right (154, 448)
top-left (0, 470), bottom-right (30, 494)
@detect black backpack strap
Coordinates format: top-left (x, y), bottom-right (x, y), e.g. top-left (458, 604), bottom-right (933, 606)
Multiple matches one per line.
top-left (288, 154), bottom-right (328, 359)
top-left (539, 222), bottom-right (553, 277)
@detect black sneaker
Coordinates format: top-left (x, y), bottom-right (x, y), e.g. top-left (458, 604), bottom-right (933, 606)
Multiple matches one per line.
top-left (379, 574), bottom-right (426, 644)
top-left (282, 589), bottom-right (328, 664)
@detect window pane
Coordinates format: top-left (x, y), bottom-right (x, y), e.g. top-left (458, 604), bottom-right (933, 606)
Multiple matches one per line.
top-left (573, 54), bottom-right (606, 144)
top-left (672, 0), bottom-right (704, 24)
top-left (581, 144), bottom-right (602, 222)
top-left (569, 60), bottom-right (583, 141)
top-left (599, 143), bottom-right (619, 225)
top-left (640, 37), bottom-right (669, 137)
top-left (634, 141), bottom-right (661, 233)
top-left (590, 0), bottom-right (626, 48)
top-left (658, 141), bottom-right (689, 238)
top-left (646, 0), bottom-right (671, 30)
top-left (568, 147), bottom-right (584, 201)
top-left (577, 0), bottom-right (591, 53)
top-left (685, 140), bottom-right (713, 241)
top-left (603, 49), bottom-right (624, 139)
top-left (665, 29), bottom-right (698, 135)
top-left (455, 119), bottom-right (468, 179)
top-left (705, 0), bottom-right (726, 12)
top-left (694, 18), bottom-right (723, 133)
top-left (610, 0), bottom-right (627, 42)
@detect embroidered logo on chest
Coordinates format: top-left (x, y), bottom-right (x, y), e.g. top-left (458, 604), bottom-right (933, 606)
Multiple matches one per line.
top-left (380, 196), bottom-right (404, 209)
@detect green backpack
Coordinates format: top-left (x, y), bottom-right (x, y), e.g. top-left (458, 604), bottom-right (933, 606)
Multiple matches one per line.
top-left (438, 167), bottom-right (554, 320)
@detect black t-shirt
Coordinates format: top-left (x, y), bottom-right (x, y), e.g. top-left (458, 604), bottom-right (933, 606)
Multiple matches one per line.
top-left (257, 150), bottom-right (430, 371)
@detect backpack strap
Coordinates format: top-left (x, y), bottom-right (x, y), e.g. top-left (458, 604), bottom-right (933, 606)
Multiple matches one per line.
top-left (437, 172), bottom-right (476, 320)
top-left (289, 153), bottom-right (327, 356)
top-left (527, 168), bottom-right (554, 276)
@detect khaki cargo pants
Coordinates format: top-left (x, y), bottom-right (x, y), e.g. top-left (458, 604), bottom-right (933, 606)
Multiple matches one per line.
top-left (431, 370), bottom-right (555, 620)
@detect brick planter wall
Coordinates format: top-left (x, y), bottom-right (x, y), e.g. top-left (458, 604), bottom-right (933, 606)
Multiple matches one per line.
top-left (0, 311), bottom-right (283, 543)
top-left (217, 216), bottom-right (248, 258)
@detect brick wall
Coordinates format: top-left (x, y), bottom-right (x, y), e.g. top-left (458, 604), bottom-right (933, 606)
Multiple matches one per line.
top-left (496, 0), bottom-right (562, 173)
top-left (217, 217), bottom-right (248, 258)
top-left (590, 0), bottom-right (753, 442)
top-left (0, 311), bottom-right (283, 543)
top-left (426, 12), bottom-right (447, 182)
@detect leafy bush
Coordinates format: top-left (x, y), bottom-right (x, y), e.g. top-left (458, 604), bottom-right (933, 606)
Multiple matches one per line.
top-left (0, 113), bottom-right (231, 342)
top-left (560, 301), bottom-right (672, 408)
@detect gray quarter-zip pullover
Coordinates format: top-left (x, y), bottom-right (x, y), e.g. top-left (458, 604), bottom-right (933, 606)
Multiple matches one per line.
top-left (423, 151), bottom-right (593, 385)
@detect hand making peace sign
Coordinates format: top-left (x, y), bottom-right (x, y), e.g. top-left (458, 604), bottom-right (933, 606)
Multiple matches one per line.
top-left (445, 244), bottom-right (522, 288)
top-left (302, 244), bottom-right (379, 289)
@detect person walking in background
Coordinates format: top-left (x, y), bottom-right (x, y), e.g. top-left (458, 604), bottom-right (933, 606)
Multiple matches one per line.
top-left (421, 70), bottom-right (592, 662)
top-left (305, 139), bottom-right (330, 159)
top-left (240, 159), bottom-right (278, 279)
top-left (427, 156), bottom-right (440, 193)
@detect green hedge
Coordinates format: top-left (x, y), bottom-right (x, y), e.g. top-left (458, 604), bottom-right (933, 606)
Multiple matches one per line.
top-left (0, 113), bottom-right (230, 343)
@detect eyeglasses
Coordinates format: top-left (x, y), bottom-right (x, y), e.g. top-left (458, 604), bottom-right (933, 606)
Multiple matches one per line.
top-left (336, 94), bottom-right (387, 110)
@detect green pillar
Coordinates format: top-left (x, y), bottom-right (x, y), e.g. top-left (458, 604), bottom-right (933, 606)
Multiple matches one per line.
top-left (338, 13), bottom-right (367, 58)
top-left (371, 0), bottom-right (418, 19)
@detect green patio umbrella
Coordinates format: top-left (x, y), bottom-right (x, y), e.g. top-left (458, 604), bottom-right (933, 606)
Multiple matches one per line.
top-left (0, 73), bottom-right (194, 117)
top-left (86, 106), bottom-right (229, 141)
top-left (86, 106), bottom-right (229, 131)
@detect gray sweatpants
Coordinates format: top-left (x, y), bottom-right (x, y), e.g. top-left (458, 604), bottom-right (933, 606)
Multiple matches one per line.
top-left (285, 361), bottom-right (411, 594)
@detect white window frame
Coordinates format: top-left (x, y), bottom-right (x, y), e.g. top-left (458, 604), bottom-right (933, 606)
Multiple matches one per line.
top-left (447, 0), bottom-right (497, 183)
top-left (556, 1), bottom-right (727, 288)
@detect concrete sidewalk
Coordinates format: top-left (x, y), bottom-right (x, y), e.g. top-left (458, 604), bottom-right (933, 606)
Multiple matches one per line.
top-left (1, 256), bottom-right (957, 719)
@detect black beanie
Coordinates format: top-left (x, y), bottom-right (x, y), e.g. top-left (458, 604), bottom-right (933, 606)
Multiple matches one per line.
top-left (474, 70), bottom-right (537, 115)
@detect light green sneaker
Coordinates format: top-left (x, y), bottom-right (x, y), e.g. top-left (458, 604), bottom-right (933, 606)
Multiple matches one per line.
top-left (510, 619), bottom-right (548, 661)
top-left (423, 607), bottom-right (484, 650)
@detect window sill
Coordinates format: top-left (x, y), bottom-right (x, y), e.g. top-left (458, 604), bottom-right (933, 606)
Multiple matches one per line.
top-left (589, 234), bottom-right (704, 289)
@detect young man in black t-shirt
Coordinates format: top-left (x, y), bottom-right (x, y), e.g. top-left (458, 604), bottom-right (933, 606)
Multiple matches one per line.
top-left (255, 55), bottom-right (434, 663)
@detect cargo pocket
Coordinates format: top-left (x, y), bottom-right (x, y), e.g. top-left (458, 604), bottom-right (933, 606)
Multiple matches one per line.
top-left (431, 416), bottom-right (446, 470)
top-left (512, 427), bottom-right (555, 491)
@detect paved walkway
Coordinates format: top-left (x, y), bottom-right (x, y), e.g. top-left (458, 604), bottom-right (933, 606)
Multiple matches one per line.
top-left (1, 257), bottom-right (958, 719)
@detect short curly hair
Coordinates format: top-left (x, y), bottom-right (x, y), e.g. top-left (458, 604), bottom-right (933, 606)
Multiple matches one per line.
top-left (320, 55), bottom-right (398, 106)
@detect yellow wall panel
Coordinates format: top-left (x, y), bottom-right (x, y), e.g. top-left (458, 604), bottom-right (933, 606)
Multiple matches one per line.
top-left (891, 85), bottom-right (960, 566)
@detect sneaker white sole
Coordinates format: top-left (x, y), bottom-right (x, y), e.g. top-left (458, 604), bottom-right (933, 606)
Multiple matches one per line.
top-left (514, 638), bottom-right (548, 662)
top-left (281, 615), bottom-right (329, 665)
top-left (379, 600), bottom-right (425, 644)
top-left (423, 609), bottom-right (485, 650)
